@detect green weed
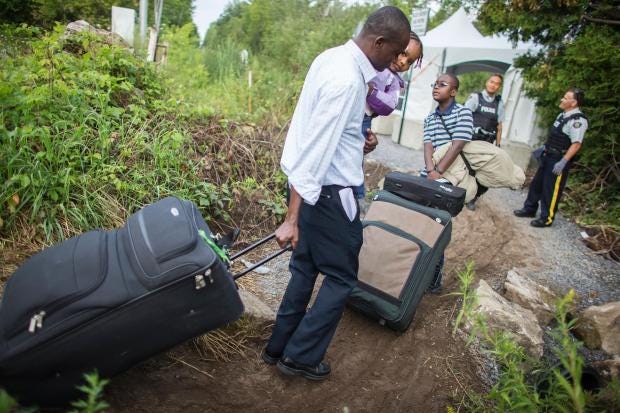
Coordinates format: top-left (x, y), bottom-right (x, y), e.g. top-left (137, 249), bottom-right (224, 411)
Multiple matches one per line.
top-left (453, 265), bottom-right (617, 412)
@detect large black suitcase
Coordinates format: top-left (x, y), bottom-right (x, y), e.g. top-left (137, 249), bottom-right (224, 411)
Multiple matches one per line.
top-left (348, 190), bottom-right (452, 332)
top-left (0, 197), bottom-right (245, 407)
top-left (383, 171), bottom-right (466, 216)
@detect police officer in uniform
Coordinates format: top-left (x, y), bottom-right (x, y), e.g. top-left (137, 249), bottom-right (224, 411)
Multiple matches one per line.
top-left (465, 73), bottom-right (504, 145)
top-left (514, 87), bottom-right (588, 227)
top-left (463, 73), bottom-right (505, 210)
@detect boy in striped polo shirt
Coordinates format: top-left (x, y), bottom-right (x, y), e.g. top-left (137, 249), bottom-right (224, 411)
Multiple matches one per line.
top-left (422, 73), bottom-right (473, 293)
top-left (423, 73), bottom-right (474, 179)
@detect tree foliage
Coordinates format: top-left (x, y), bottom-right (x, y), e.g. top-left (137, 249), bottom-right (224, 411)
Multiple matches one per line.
top-left (0, 0), bottom-right (194, 29)
top-left (472, 0), bottom-right (620, 227)
top-left (205, 0), bottom-right (375, 74)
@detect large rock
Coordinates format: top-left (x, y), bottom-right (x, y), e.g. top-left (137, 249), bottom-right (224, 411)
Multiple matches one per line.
top-left (472, 279), bottom-right (544, 358)
top-left (574, 302), bottom-right (620, 356)
top-left (590, 360), bottom-right (620, 384)
top-left (504, 269), bottom-right (558, 325)
top-left (238, 289), bottom-right (275, 322)
top-left (64, 20), bottom-right (129, 47)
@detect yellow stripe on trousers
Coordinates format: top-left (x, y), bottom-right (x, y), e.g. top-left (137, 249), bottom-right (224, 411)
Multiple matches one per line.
top-left (547, 174), bottom-right (563, 225)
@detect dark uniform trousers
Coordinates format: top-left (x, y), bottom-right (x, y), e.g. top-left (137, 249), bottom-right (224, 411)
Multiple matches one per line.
top-left (523, 152), bottom-right (572, 225)
top-left (266, 185), bottom-right (363, 366)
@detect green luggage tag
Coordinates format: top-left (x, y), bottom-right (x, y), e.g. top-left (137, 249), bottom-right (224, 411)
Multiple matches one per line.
top-left (198, 229), bottom-right (231, 265)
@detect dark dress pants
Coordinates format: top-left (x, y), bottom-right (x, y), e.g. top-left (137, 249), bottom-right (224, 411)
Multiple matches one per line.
top-left (523, 153), bottom-right (571, 225)
top-left (266, 185), bottom-right (363, 366)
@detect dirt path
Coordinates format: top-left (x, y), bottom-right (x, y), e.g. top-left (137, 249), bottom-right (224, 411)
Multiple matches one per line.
top-left (105, 136), bottom-right (619, 412)
top-left (105, 192), bottom-right (531, 413)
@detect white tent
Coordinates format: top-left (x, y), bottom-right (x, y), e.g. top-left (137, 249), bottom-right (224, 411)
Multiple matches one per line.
top-left (372, 8), bottom-right (544, 168)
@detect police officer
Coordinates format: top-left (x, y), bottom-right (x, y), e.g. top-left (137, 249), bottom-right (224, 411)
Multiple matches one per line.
top-left (463, 73), bottom-right (505, 210)
top-left (514, 87), bottom-right (588, 227)
top-left (465, 73), bottom-right (504, 145)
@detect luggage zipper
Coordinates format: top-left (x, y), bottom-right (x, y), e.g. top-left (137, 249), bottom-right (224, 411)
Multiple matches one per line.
top-left (363, 221), bottom-right (430, 250)
top-left (28, 311), bottom-right (46, 333)
top-left (194, 268), bottom-right (214, 290)
top-left (8, 232), bottom-right (109, 338)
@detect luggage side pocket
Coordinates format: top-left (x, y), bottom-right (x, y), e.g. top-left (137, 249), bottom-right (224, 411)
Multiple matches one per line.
top-left (357, 221), bottom-right (429, 302)
top-left (0, 230), bottom-right (108, 340)
top-left (123, 197), bottom-right (217, 289)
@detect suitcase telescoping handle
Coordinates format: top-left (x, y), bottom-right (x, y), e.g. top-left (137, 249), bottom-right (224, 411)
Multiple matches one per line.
top-left (231, 233), bottom-right (292, 280)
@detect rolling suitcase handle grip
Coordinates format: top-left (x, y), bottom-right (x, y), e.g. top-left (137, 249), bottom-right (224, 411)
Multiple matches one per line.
top-left (231, 233), bottom-right (292, 280)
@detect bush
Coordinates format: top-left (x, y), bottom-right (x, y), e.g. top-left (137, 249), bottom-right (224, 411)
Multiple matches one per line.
top-left (0, 25), bottom-right (232, 240)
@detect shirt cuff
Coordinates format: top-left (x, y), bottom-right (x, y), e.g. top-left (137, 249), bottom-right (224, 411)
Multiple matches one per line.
top-left (288, 174), bottom-right (321, 206)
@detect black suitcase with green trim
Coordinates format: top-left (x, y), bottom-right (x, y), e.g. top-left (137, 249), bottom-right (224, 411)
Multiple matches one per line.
top-left (0, 196), bottom-right (245, 407)
top-left (348, 190), bottom-right (452, 332)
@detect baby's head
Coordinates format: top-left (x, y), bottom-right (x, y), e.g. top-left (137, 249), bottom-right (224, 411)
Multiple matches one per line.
top-left (390, 31), bottom-right (423, 73)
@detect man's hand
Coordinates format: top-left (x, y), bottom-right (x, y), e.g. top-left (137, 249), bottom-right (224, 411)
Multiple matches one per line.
top-left (552, 158), bottom-right (568, 175)
top-left (364, 129), bottom-right (378, 154)
top-left (276, 185), bottom-right (302, 249)
top-left (427, 170), bottom-right (442, 180)
top-left (275, 219), bottom-right (298, 249)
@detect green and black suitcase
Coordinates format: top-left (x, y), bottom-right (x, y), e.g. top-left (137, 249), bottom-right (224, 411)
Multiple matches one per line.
top-left (348, 190), bottom-right (452, 332)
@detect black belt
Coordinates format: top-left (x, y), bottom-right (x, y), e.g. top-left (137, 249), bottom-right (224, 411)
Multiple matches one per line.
top-left (545, 147), bottom-right (567, 156)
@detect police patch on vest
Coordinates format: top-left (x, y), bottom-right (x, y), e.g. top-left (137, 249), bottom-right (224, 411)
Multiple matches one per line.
top-left (573, 121), bottom-right (582, 128)
top-left (480, 106), bottom-right (496, 114)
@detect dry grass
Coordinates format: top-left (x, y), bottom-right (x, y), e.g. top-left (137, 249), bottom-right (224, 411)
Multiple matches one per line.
top-left (0, 215), bottom-right (48, 295)
top-left (582, 225), bottom-right (620, 261)
top-left (190, 117), bottom-right (287, 238)
top-left (193, 315), bottom-right (272, 362)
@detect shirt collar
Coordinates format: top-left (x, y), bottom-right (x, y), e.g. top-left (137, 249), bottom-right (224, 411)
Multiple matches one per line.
top-left (344, 39), bottom-right (377, 85)
top-left (435, 99), bottom-right (457, 116)
top-left (563, 107), bottom-right (582, 117)
top-left (481, 90), bottom-right (494, 100)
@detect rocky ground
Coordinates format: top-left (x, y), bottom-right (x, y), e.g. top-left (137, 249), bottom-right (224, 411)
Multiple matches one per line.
top-left (104, 135), bottom-right (618, 412)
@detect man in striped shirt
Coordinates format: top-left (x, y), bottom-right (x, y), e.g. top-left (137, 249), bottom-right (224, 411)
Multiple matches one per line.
top-left (422, 73), bottom-right (473, 293)
top-left (423, 73), bottom-right (474, 179)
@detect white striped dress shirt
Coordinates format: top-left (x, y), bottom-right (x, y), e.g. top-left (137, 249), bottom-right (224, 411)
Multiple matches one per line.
top-left (280, 40), bottom-right (377, 205)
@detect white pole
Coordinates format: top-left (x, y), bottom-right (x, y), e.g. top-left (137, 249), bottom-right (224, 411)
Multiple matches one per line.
top-left (154, 0), bottom-right (164, 32)
top-left (139, 0), bottom-right (148, 46)
top-left (147, 27), bottom-right (158, 62)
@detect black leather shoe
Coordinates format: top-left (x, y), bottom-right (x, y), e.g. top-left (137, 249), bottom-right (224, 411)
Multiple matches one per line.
top-left (277, 357), bottom-right (331, 381)
top-left (530, 218), bottom-right (551, 228)
top-left (513, 208), bottom-right (536, 218)
top-left (465, 201), bottom-right (476, 211)
top-left (261, 348), bottom-right (281, 365)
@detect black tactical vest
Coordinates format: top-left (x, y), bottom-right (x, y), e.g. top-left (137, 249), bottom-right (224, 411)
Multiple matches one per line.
top-left (546, 113), bottom-right (587, 152)
top-left (472, 92), bottom-right (500, 135)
